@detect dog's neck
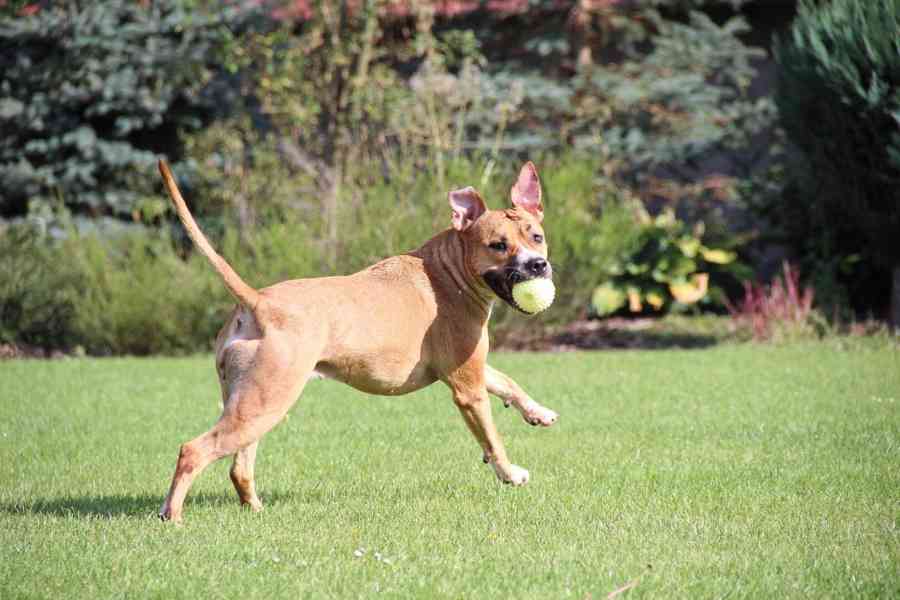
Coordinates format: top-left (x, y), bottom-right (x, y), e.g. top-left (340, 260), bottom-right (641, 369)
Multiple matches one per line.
top-left (413, 230), bottom-right (494, 322)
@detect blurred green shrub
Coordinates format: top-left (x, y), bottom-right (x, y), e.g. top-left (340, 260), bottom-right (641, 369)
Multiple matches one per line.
top-left (205, 8), bottom-right (419, 270)
top-left (0, 225), bottom-right (80, 349)
top-left (67, 231), bottom-right (227, 355)
top-left (1, 213), bottom-right (230, 355)
top-left (772, 0), bottom-right (900, 322)
top-left (179, 8), bottom-right (528, 279)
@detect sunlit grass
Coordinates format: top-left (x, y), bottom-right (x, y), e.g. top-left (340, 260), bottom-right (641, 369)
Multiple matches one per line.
top-left (1, 343), bottom-right (898, 598)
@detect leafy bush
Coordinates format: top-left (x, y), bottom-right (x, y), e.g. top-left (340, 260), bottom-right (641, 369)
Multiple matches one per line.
top-left (208, 11), bottom-right (422, 270)
top-left (773, 0), bottom-right (900, 323)
top-left (591, 205), bottom-right (749, 318)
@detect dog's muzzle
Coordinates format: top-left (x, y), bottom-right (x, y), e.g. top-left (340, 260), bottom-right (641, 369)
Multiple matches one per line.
top-left (483, 257), bottom-right (552, 313)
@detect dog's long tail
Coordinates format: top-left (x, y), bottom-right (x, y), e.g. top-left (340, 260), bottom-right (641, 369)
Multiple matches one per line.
top-left (158, 159), bottom-right (260, 309)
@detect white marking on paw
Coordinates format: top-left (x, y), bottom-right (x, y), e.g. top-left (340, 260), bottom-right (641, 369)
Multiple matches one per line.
top-left (493, 462), bottom-right (530, 486)
top-left (520, 402), bottom-right (559, 427)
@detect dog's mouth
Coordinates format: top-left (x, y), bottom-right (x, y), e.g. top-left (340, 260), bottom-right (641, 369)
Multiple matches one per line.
top-left (482, 269), bottom-right (548, 314)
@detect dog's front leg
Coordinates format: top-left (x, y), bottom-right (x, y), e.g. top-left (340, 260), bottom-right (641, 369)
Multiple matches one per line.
top-left (485, 364), bottom-right (558, 427)
top-left (447, 378), bottom-right (529, 486)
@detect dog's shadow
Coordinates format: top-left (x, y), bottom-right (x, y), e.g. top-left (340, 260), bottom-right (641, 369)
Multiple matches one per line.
top-left (1, 491), bottom-right (293, 519)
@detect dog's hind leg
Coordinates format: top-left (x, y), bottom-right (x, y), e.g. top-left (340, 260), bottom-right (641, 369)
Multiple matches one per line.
top-left (158, 404), bottom-right (280, 524)
top-left (159, 334), bottom-right (319, 524)
top-left (230, 441), bottom-right (261, 511)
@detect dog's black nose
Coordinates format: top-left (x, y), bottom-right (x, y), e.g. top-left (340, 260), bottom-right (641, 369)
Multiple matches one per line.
top-left (526, 258), bottom-right (548, 276)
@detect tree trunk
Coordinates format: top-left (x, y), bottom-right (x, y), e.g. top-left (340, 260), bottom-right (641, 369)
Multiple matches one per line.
top-left (325, 164), bottom-right (341, 271)
top-left (235, 159), bottom-right (254, 249)
top-left (571, 0), bottom-right (595, 69)
top-left (891, 265), bottom-right (900, 335)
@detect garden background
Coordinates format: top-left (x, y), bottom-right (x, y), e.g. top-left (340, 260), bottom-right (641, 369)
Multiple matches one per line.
top-left (1, 0), bottom-right (899, 354)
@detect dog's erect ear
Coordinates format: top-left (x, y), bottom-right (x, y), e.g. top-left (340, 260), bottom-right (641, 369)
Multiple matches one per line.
top-left (449, 186), bottom-right (487, 231)
top-left (510, 161), bottom-right (543, 222)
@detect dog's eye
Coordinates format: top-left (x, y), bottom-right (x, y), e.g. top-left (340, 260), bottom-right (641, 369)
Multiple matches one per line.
top-left (533, 234), bottom-right (544, 244)
top-left (489, 241), bottom-right (507, 252)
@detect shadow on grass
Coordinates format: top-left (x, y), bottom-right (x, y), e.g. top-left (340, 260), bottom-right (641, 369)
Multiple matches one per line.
top-left (0, 491), bottom-right (295, 519)
top-left (549, 328), bottom-right (719, 350)
top-left (497, 317), bottom-right (725, 351)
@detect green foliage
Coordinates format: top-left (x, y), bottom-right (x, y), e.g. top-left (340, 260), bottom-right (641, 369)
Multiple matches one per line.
top-left (0, 220), bottom-right (229, 355)
top-left (0, 0), bottom-right (247, 219)
top-left (0, 152), bottom-right (637, 354)
top-left (574, 9), bottom-right (770, 171)
top-left (463, 2), bottom-right (777, 212)
top-left (0, 0), bottom-right (795, 352)
top-left (68, 231), bottom-right (227, 355)
top-left (187, 10), bottom-right (442, 269)
top-left (0, 225), bottom-right (80, 348)
top-left (590, 205), bottom-right (748, 317)
top-left (772, 0), bottom-right (900, 314)
top-left (535, 160), bottom-right (641, 315)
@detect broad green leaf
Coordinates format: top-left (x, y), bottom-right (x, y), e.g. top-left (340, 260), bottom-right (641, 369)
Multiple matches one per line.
top-left (591, 283), bottom-right (626, 317)
top-left (669, 273), bottom-right (709, 304)
top-left (700, 248), bottom-right (737, 264)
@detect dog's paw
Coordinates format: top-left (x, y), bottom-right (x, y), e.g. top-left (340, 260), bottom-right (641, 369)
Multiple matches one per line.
top-left (158, 505), bottom-right (183, 525)
top-left (241, 497), bottom-right (263, 513)
top-left (493, 462), bottom-right (530, 486)
top-left (523, 404), bottom-right (558, 427)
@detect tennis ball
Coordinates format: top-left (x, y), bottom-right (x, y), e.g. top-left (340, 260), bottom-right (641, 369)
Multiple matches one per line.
top-left (512, 278), bottom-right (555, 314)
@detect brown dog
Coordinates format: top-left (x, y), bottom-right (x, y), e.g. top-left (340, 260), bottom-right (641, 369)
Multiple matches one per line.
top-left (157, 159), bottom-right (559, 523)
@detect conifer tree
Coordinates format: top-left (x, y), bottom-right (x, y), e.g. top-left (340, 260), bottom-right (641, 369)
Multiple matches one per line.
top-left (775, 0), bottom-right (900, 327)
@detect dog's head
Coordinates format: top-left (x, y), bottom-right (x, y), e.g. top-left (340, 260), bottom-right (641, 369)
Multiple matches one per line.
top-left (449, 162), bottom-right (551, 313)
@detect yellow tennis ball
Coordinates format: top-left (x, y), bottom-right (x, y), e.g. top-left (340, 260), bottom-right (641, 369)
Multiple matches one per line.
top-left (512, 278), bottom-right (555, 314)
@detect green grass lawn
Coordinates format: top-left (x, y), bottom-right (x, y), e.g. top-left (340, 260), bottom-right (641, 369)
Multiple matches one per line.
top-left (2, 343), bottom-right (898, 598)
